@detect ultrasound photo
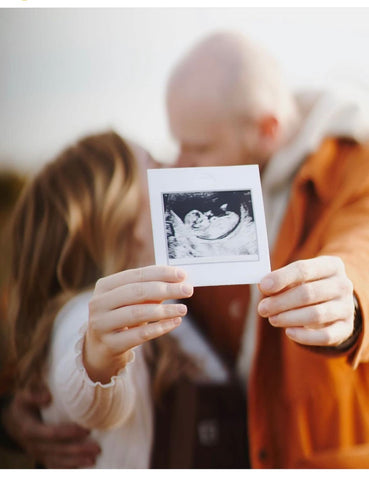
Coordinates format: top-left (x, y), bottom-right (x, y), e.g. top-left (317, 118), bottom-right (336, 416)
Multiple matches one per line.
top-left (163, 190), bottom-right (258, 263)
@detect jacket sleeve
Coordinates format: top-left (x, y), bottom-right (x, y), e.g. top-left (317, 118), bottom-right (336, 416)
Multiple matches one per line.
top-left (318, 143), bottom-right (369, 366)
top-left (46, 292), bottom-right (137, 430)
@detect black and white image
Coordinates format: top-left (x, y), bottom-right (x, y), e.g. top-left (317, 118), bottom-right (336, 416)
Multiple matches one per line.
top-left (148, 165), bottom-right (270, 286)
top-left (163, 190), bottom-right (258, 263)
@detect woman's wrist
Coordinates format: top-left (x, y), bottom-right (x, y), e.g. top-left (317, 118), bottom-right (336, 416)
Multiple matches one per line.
top-left (82, 332), bottom-right (131, 384)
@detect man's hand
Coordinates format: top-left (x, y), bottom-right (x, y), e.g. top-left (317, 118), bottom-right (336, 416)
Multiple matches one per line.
top-left (2, 387), bottom-right (101, 468)
top-left (258, 256), bottom-right (355, 347)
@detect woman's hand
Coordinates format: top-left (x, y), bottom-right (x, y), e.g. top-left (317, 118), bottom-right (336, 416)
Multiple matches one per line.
top-left (84, 265), bottom-right (193, 384)
top-left (258, 256), bottom-right (355, 347)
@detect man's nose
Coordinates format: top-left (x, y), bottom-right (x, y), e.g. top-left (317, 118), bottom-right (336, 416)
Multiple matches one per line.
top-left (176, 153), bottom-right (198, 168)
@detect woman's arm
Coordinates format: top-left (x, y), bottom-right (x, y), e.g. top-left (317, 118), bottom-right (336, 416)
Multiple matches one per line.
top-left (47, 265), bottom-right (192, 431)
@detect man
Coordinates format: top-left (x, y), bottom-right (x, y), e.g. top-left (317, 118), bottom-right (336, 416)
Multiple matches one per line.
top-left (166, 31), bottom-right (369, 467)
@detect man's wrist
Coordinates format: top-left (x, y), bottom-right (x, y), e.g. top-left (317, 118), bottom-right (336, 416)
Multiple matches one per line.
top-left (303, 293), bottom-right (362, 356)
top-left (333, 292), bottom-right (363, 352)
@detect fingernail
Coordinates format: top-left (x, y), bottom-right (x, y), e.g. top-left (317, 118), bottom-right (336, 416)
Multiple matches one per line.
top-left (176, 268), bottom-right (186, 280)
top-left (258, 300), bottom-right (269, 316)
top-left (177, 304), bottom-right (187, 315)
top-left (181, 283), bottom-right (193, 296)
top-left (285, 328), bottom-right (297, 341)
top-left (268, 315), bottom-right (279, 326)
top-left (173, 317), bottom-right (182, 326)
top-left (285, 328), bottom-right (296, 336)
top-left (261, 277), bottom-right (274, 292)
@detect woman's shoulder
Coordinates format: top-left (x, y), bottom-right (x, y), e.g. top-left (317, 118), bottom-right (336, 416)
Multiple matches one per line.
top-left (56, 290), bottom-right (94, 323)
top-left (51, 290), bottom-right (94, 346)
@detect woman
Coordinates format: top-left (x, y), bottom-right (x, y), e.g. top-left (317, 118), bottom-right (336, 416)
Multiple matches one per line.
top-left (7, 131), bottom-right (194, 468)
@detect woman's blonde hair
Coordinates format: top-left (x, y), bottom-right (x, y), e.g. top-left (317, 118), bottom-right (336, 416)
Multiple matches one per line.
top-left (9, 131), bottom-right (141, 388)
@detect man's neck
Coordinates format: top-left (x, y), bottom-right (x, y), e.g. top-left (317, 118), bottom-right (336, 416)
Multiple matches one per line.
top-left (281, 98), bottom-right (304, 151)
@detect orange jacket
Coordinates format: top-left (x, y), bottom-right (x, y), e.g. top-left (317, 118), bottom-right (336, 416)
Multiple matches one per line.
top-left (248, 138), bottom-right (369, 468)
top-left (187, 137), bottom-right (369, 468)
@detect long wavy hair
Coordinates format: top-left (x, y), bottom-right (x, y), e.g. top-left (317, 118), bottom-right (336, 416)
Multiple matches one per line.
top-left (8, 131), bottom-right (142, 389)
top-left (7, 131), bottom-right (198, 399)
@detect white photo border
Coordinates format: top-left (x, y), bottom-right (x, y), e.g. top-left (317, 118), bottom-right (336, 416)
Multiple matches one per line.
top-left (148, 165), bottom-right (270, 287)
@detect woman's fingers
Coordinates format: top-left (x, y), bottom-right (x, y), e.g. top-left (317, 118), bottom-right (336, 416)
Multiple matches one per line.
top-left (90, 280), bottom-right (193, 314)
top-left (84, 265), bottom-right (193, 383)
top-left (104, 317), bottom-right (183, 353)
top-left (94, 265), bottom-right (187, 294)
top-left (89, 302), bottom-right (187, 333)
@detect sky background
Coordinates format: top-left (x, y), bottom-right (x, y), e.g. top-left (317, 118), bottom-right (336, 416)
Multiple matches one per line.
top-left (1, 7), bottom-right (369, 172)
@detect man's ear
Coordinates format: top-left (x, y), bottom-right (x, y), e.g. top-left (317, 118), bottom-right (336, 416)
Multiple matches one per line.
top-left (258, 115), bottom-right (279, 141)
top-left (256, 115), bottom-right (281, 158)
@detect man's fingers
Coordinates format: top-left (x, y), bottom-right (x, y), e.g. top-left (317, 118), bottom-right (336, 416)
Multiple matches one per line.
top-left (94, 265), bottom-right (187, 294)
top-left (259, 256), bottom-right (346, 294)
top-left (45, 455), bottom-right (96, 469)
top-left (104, 317), bottom-right (182, 353)
top-left (18, 388), bottom-right (52, 409)
top-left (32, 436), bottom-right (101, 458)
top-left (40, 423), bottom-right (92, 442)
top-left (23, 420), bottom-right (91, 444)
top-left (25, 427), bottom-right (101, 468)
top-left (42, 447), bottom-right (99, 469)
top-left (285, 319), bottom-right (353, 347)
top-left (267, 299), bottom-right (353, 328)
top-left (258, 277), bottom-right (352, 318)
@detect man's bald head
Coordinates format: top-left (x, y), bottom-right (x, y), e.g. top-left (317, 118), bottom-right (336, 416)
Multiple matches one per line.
top-left (168, 32), bottom-right (282, 117)
top-left (166, 32), bottom-right (299, 169)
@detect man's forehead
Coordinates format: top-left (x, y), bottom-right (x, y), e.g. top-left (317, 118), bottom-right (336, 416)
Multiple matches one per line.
top-left (177, 125), bottom-right (221, 147)
top-left (169, 76), bottom-right (228, 115)
top-left (171, 103), bottom-right (229, 140)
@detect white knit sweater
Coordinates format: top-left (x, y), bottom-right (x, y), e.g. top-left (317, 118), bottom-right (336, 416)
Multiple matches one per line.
top-left (41, 291), bottom-right (153, 469)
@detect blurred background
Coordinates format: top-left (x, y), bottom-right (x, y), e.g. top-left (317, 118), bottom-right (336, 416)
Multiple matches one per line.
top-left (1, 7), bottom-right (369, 172)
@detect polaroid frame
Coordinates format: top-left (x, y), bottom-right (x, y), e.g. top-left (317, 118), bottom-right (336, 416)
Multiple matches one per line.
top-left (147, 165), bottom-right (270, 287)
